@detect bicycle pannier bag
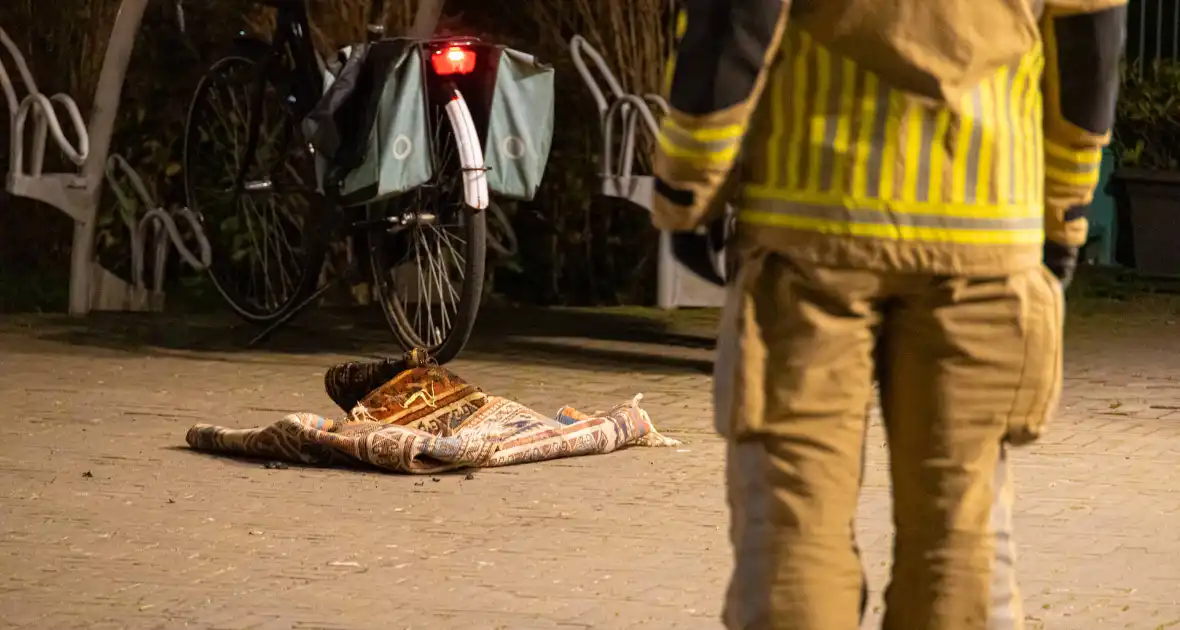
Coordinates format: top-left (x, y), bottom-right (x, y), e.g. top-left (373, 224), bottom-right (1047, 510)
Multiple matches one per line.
top-left (483, 48), bottom-right (555, 201)
top-left (307, 39), bottom-right (433, 206)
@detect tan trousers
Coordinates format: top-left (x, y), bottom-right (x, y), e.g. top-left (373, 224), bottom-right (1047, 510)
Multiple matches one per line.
top-left (714, 248), bottom-right (1063, 630)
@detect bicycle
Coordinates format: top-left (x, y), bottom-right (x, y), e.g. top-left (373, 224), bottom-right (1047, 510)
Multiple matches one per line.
top-left (182, 0), bottom-right (493, 364)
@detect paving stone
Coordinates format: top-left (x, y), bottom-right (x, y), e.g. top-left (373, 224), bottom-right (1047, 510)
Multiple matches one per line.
top-left (0, 306), bottom-right (1176, 629)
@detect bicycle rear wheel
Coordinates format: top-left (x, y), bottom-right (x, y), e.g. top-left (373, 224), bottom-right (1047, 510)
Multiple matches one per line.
top-left (367, 99), bottom-right (487, 365)
top-left (183, 48), bottom-right (327, 324)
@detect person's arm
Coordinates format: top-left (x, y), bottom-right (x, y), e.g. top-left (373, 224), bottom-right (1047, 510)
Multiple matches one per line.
top-left (1040, 0), bottom-right (1127, 285)
top-left (652, 0), bottom-right (790, 232)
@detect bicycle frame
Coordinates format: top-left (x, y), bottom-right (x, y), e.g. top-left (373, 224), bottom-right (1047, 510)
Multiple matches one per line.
top-left (367, 0), bottom-right (389, 39)
top-left (252, 0), bottom-right (391, 114)
top-left (232, 0), bottom-right (427, 199)
top-left (232, 2), bottom-right (323, 197)
top-left (234, 0), bottom-right (490, 347)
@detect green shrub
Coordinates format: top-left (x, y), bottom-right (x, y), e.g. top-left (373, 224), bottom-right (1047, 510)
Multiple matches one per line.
top-left (1113, 60), bottom-right (1180, 170)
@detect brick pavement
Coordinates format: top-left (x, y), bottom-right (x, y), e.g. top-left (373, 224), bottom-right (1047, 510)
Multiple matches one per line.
top-left (0, 303), bottom-right (1178, 629)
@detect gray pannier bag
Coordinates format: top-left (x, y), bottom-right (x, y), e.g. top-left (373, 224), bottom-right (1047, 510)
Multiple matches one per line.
top-left (305, 39), bottom-right (433, 207)
top-left (483, 48), bottom-right (555, 201)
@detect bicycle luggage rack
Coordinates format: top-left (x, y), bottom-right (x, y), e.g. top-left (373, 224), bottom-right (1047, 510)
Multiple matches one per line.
top-left (1, 1), bottom-right (210, 314)
top-left (569, 35), bottom-right (725, 309)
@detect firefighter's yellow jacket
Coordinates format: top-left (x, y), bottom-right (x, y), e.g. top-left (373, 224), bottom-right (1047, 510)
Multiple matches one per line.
top-left (654, 0), bottom-right (1127, 276)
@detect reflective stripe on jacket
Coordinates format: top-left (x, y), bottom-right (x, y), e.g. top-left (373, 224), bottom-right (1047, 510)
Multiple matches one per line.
top-left (652, 0), bottom-right (790, 233)
top-left (739, 28), bottom-right (1046, 248)
top-left (654, 0), bottom-right (1127, 276)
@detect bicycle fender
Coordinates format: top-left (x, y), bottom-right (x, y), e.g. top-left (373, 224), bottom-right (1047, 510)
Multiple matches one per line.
top-left (443, 90), bottom-right (490, 211)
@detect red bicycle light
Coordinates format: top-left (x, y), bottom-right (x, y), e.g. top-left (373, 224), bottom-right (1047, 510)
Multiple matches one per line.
top-left (431, 45), bottom-right (476, 76)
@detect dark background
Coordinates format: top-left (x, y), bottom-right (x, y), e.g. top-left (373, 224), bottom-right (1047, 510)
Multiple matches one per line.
top-left (0, 0), bottom-right (674, 312)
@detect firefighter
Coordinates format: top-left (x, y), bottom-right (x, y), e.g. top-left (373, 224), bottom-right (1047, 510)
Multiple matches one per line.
top-left (654, 0), bottom-right (1126, 628)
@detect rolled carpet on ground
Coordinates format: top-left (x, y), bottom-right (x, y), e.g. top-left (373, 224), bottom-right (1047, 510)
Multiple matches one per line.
top-left (185, 350), bottom-right (679, 474)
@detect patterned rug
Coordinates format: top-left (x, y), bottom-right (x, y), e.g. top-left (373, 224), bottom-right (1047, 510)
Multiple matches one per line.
top-left (185, 351), bottom-right (680, 474)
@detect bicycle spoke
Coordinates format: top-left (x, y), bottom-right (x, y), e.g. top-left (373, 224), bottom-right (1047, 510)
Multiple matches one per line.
top-left (413, 223), bottom-right (430, 341)
top-left (186, 55), bottom-right (320, 321)
top-left (427, 229), bottom-right (450, 338)
top-left (245, 196), bottom-right (281, 308)
top-left (435, 238), bottom-right (460, 323)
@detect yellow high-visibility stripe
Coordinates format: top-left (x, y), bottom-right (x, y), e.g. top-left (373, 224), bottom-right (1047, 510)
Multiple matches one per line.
top-left (738, 211), bottom-right (1044, 245)
top-left (743, 185), bottom-right (1041, 219)
top-left (977, 80), bottom-right (996, 204)
top-left (1044, 140), bottom-right (1102, 164)
top-left (1034, 87), bottom-right (1044, 201)
top-left (665, 10), bottom-right (687, 99)
top-left (1044, 153), bottom-right (1100, 174)
top-left (880, 92), bottom-right (902, 200)
top-left (1021, 59), bottom-right (1035, 202)
top-left (662, 118), bottom-right (745, 142)
top-left (1010, 55), bottom-right (1030, 203)
top-left (851, 72), bottom-right (878, 198)
top-left (902, 105), bottom-right (924, 201)
top-left (952, 91), bottom-right (975, 203)
top-left (995, 69), bottom-right (1012, 204)
top-left (831, 58), bottom-right (857, 194)
top-left (808, 44), bottom-right (832, 192)
top-left (786, 32), bottom-right (812, 190)
top-left (663, 56), bottom-right (675, 96)
top-left (928, 109), bottom-right (951, 202)
top-left (1024, 53), bottom-right (1042, 201)
top-left (656, 134), bottom-right (739, 163)
top-left (744, 37), bottom-right (1052, 246)
top-left (1045, 165), bottom-right (1101, 186)
top-left (1024, 55), bottom-right (1044, 202)
top-left (767, 59), bottom-right (788, 187)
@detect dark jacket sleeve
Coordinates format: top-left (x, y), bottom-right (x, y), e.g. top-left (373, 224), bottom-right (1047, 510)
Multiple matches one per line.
top-left (1040, 0), bottom-right (1127, 249)
top-left (652, 0), bottom-right (790, 231)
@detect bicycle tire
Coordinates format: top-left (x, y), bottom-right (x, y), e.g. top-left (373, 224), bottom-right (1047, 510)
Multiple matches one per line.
top-left (182, 46), bottom-right (328, 325)
top-left (367, 96), bottom-right (487, 365)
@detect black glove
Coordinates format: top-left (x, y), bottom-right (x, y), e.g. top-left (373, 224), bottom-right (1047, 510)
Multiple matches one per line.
top-left (670, 214), bottom-right (729, 286)
top-left (1043, 239), bottom-right (1079, 289)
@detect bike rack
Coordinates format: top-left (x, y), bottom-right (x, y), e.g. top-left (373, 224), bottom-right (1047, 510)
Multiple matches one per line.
top-left (104, 154), bottom-right (212, 310)
top-left (569, 35), bottom-right (725, 309)
top-left (2, 0), bottom-right (212, 314)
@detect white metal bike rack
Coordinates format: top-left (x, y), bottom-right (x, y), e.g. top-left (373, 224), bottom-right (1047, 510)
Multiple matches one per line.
top-left (2, 0), bottom-right (213, 314)
top-left (569, 35), bottom-right (725, 309)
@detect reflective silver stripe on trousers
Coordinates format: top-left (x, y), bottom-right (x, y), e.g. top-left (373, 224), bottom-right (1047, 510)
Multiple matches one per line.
top-left (989, 446), bottom-right (1023, 630)
top-left (714, 277), bottom-right (742, 437)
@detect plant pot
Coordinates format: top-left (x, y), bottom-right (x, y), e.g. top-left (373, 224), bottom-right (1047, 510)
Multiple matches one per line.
top-left (1113, 167), bottom-right (1180, 276)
